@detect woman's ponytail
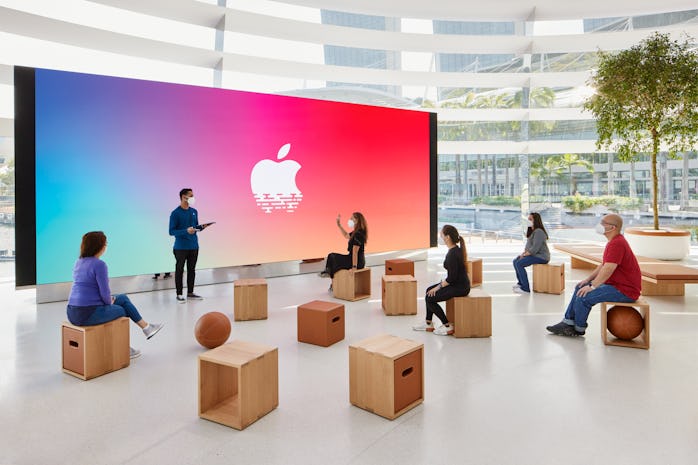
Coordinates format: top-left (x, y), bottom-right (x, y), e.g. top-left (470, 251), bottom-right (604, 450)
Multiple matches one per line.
top-left (459, 236), bottom-right (467, 265)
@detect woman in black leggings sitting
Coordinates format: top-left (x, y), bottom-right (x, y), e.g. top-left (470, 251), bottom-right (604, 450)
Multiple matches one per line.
top-left (413, 224), bottom-right (470, 336)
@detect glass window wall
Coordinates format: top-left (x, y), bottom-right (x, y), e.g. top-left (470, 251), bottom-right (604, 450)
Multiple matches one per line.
top-left (2, 4), bottom-right (698, 279)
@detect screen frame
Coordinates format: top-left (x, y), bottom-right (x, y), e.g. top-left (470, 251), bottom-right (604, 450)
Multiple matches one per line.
top-left (14, 66), bottom-right (36, 287)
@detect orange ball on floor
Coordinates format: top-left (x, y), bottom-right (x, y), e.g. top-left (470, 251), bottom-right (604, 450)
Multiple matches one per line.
top-left (194, 312), bottom-right (231, 349)
top-left (607, 305), bottom-right (644, 340)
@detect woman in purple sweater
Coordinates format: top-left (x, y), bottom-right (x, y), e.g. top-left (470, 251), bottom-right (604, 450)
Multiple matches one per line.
top-left (67, 231), bottom-right (164, 359)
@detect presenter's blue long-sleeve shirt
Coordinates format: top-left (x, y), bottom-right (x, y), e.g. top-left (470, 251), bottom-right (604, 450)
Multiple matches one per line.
top-left (169, 206), bottom-right (199, 250)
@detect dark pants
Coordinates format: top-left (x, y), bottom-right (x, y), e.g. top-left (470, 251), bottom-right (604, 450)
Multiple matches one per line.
top-left (424, 283), bottom-right (470, 325)
top-left (174, 248), bottom-right (199, 295)
top-left (324, 253), bottom-right (364, 278)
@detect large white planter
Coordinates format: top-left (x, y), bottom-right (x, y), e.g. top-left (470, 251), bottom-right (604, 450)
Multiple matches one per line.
top-left (625, 227), bottom-right (691, 260)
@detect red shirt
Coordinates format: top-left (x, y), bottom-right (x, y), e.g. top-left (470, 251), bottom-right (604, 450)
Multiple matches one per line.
top-left (603, 234), bottom-right (642, 300)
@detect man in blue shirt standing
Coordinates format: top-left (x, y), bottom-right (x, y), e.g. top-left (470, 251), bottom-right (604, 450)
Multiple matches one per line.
top-left (170, 188), bottom-right (204, 303)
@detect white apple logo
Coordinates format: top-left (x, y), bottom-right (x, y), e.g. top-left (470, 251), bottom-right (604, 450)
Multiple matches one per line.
top-left (250, 143), bottom-right (303, 213)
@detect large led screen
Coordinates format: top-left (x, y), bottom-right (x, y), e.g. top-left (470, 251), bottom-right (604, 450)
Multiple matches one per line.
top-left (23, 68), bottom-right (434, 285)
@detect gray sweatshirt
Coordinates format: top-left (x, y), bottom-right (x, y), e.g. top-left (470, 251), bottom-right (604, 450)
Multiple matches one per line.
top-left (525, 229), bottom-right (550, 261)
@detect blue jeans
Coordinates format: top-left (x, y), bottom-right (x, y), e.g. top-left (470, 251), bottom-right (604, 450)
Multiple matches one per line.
top-left (563, 284), bottom-right (635, 332)
top-left (513, 256), bottom-right (548, 292)
top-left (67, 294), bottom-right (143, 326)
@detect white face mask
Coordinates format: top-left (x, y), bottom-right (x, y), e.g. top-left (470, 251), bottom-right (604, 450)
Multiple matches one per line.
top-left (527, 220), bottom-right (534, 227)
top-left (595, 223), bottom-right (607, 235)
top-left (186, 196), bottom-right (196, 206)
top-left (437, 234), bottom-right (446, 245)
top-left (347, 219), bottom-right (355, 229)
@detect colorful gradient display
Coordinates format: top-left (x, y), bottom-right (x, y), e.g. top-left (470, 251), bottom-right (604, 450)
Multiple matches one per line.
top-left (34, 69), bottom-right (432, 284)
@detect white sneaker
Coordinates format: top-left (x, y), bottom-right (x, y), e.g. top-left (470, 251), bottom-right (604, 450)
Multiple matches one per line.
top-left (512, 284), bottom-right (521, 291)
top-left (513, 286), bottom-right (530, 294)
top-left (176, 295), bottom-right (186, 304)
top-left (129, 347), bottom-right (141, 359)
top-left (434, 324), bottom-right (454, 336)
top-left (143, 322), bottom-right (164, 340)
top-left (412, 322), bottom-right (434, 332)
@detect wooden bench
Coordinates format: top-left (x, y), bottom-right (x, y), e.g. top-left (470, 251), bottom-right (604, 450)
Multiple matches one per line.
top-left (553, 243), bottom-right (698, 296)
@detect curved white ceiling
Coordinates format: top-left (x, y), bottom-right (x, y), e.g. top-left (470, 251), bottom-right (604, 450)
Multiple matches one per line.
top-left (277, 0), bottom-right (698, 21)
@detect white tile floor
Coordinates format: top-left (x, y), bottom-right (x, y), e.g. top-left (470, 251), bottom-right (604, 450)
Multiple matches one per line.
top-left (2, 242), bottom-right (698, 465)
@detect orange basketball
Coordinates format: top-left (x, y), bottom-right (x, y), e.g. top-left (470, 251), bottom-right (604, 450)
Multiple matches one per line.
top-left (607, 305), bottom-right (644, 340)
top-left (194, 312), bottom-right (231, 349)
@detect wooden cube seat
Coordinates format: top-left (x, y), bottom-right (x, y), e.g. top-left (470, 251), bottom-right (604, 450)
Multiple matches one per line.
top-left (600, 300), bottom-right (650, 349)
top-left (332, 268), bottom-right (371, 301)
top-left (297, 300), bottom-right (345, 347)
top-left (532, 263), bottom-right (565, 294)
top-left (349, 334), bottom-right (424, 420)
top-left (381, 275), bottom-right (417, 315)
top-left (234, 278), bottom-right (268, 321)
top-left (62, 317), bottom-right (130, 380)
top-left (385, 259), bottom-right (414, 277)
top-left (198, 340), bottom-right (279, 430)
top-left (467, 258), bottom-right (483, 287)
top-left (445, 289), bottom-right (492, 338)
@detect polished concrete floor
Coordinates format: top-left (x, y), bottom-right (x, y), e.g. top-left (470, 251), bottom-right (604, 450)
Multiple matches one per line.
top-left (2, 242), bottom-right (698, 465)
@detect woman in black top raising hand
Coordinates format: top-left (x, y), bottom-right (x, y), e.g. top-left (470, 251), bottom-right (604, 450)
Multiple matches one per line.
top-left (413, 224), bottom-right (470, 336)
top-left (319, 212), bottom-right (368, 291)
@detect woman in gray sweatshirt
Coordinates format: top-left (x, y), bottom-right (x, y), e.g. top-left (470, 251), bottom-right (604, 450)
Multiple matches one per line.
top-left (513, 212), bottom-right (550, 294)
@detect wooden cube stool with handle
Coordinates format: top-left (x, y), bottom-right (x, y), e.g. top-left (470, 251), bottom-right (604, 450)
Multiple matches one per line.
top-left (385, 259), bottom-right (414, 277)
top-left (62, 317), bottom-right (130, 380)
top-left (349, 334), bottom-right (423, 420)
top-left (297, 300), bottom-right (345, 347)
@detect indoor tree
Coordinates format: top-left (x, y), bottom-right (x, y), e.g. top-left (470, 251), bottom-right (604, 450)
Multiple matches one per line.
top-left (583, 32), bottom-right (698, 229)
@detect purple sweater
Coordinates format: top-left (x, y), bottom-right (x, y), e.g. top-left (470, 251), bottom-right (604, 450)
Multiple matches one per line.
top-left (67, 257), bottom-right (112, 307)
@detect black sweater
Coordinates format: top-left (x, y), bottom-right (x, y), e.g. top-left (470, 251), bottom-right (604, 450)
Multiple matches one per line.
top-left (444, 246), bottom-right (469, 288)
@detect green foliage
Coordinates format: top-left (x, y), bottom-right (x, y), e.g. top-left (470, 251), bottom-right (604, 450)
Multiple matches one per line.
top-left (0, 158), bottom-right (14, 193)
top-left (584, 33), bottom-right (698, 159)
top-left (583, 32), bottom-right (698, 228)
top-left (530, 157), bottom-right (562, 180)
top-left (562, 195), bottom-right (593, 213)
top-left (471, 196), bottom-right (521, 207)
top-left (436, 87), bottom-right (556, 111)
top-left (562, 194), bottom-right (642, 213)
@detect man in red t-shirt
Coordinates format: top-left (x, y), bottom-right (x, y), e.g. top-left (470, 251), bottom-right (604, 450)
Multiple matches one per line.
top-left (547, 214), bottom-right (641, 337)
